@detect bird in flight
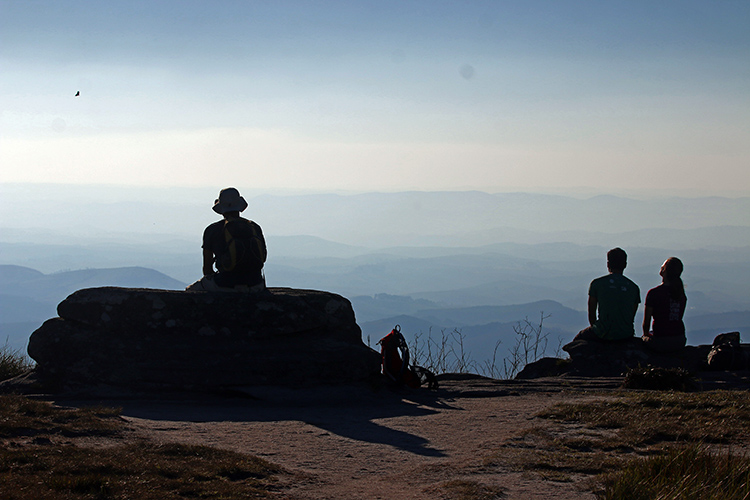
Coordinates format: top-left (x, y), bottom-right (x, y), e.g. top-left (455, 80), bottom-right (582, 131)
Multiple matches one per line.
top-left (75, 91), bottom-right (80, 97)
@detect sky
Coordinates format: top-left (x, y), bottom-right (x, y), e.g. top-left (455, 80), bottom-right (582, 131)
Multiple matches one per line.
top-left (1, 0), bottom-right (749, 194)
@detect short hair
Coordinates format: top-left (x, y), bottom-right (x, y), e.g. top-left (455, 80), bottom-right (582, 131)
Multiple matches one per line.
top-left (607, 247), bottom-right (627, 271)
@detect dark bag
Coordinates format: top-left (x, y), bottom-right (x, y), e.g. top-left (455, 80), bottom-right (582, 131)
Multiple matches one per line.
top-left (707, 331), bottom-right (746, 370)
top-left (217, 219), bottom-right (266, 274)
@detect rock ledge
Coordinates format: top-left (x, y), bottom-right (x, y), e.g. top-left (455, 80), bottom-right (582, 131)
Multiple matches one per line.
top-left (26, 287), bottom-right (381, 394)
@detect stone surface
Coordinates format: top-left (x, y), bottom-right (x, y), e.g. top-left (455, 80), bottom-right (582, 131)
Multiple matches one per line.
top-left (27, 287), bottom-right (381, 394)
top-left (563, 337), bottom-right (711, 377)
top-left (563, 337), bottom-right (710, 377)
top-left (517, 338), bottom-right (714, 379)
top-left (561, 338), bottom-right (711, 377)
top-left (515, 357), bottom-right (572, 379)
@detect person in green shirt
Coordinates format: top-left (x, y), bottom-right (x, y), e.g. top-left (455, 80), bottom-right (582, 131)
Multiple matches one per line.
top-left (575, 247), bottom-right (641, 341)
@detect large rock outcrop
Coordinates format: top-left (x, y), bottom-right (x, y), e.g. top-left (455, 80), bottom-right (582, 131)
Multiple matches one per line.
top-left (27, 287), bottom-right (381, 394)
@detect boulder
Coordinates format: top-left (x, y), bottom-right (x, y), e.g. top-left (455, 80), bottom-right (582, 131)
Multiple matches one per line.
top-left (515, 357), bottom-right (572, 379)
top-left (27, 287), bottom-right (381, 394)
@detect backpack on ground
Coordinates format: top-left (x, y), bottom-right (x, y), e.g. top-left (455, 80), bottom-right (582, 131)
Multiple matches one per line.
top-left (377, 325), bottom-right (438, 390)
top-left (707, 331), bottom-right (747, 371)
top-left (217, 218), bottom-right (266, 274)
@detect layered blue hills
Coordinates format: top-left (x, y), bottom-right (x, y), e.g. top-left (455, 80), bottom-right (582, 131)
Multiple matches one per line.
top-left (0, 265), bottom-right (185, 352)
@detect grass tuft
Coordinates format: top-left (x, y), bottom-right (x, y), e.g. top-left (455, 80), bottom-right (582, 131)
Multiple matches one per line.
top-left (0, 341), bottom-right (34, 382)
top-left (601, 444), bottom-right (750, 500)
top-left (621, 365), bottom-right (698, 391)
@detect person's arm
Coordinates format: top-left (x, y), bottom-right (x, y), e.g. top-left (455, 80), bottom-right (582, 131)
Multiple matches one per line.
top-left (588, 295), bottom-right (598, 326)
top-left (202, 248), bottom-right (215, 277)
top-left (642, 305), bottom-right (653, 337)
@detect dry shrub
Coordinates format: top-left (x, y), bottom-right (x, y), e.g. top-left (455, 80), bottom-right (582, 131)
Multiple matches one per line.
top-left (0, 342), bottom-right (33, 382)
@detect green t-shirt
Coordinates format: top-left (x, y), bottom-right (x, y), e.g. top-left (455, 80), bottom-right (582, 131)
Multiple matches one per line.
top-left (589, 273), bottom-right (641, 340)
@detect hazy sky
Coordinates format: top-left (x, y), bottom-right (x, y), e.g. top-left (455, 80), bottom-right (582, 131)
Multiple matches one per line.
top-left (1, 1), bottom-right (749, 194)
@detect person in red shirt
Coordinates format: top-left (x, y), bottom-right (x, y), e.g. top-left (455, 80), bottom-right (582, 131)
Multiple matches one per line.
top-left (642, 257), bottom-right (687, 352)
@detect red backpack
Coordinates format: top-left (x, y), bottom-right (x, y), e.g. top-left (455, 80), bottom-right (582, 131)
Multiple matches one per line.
top-left (377, 325), bottom-right (423, 388)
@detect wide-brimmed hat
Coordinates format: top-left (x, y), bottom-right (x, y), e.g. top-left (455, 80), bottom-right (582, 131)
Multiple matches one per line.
top-left (212, 187), bottom-right (248, 214)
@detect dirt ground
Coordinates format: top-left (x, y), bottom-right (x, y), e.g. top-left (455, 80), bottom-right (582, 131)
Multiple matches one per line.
top-left (51, 376), bottom-right (623, 500)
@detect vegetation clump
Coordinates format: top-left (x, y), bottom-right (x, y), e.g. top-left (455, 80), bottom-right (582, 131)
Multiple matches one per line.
top-left (601, 444), bottom-right (750, 500)
top-left (0, 395), bottom-right (122, 439)
top-left (492, 390), bottom-right (750, 498)
top-left (0, 342), bottom-right (34, 382)
top-left (621, 365), bottom-right (697, 391)
top-left (538, 391), bottom-right (750, 448)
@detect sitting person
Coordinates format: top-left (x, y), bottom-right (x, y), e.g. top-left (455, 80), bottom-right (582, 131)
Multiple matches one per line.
top-left (642, 257), bottom-right (687, 352)
top-left (575, 247), bottom-right (641, 341)
top-left (186, 187), bottom-right (267, 292)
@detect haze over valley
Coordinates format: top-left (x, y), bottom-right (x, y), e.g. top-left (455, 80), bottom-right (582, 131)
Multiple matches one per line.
top-left (2, 184), bottom-right (748, 370)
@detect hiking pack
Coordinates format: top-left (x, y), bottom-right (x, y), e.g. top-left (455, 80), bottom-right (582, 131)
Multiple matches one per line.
top-left (707, 331), bottom-right (747, 371)
top-left (378, 325), bottom-right (438, 390)
top-left (217, 218), bottom-right (267, 274)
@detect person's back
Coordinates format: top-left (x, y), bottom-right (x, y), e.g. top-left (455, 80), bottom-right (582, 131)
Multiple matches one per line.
top-left (588, 272), bottom-right (641, 340)
top-left (186, 187), bottom-right (267, 292)
top-left (575, 247), bottom-right (641, 341)
top-left (642, 257), bottom-right (687, 352)
top-left (203, 215), bottom-right (266, 288)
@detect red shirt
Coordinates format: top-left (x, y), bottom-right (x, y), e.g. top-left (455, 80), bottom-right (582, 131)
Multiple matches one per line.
top-left (645, 284), bottom-right (686, 337)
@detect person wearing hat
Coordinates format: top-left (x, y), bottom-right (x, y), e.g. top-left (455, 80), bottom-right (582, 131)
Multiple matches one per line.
top-left (186, 187), bottom-right (267, 292)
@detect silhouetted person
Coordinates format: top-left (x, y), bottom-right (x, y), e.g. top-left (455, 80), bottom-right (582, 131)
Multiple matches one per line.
top-left (186, 187), bottom-right (267, 292)
top-left (575, 247), bottom-right (641, 341)
top-left (642, 257), bottom-right (687, 352)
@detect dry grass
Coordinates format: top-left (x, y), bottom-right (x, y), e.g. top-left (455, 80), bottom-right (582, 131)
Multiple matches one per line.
top-left (600, 444), bottom-right (750, 500)
top-left (0, 342), bottom-right (34, 382)
top-left (0, 442), bottom-right (284, 499)
top-left (485, 390), bottom-right (750, 498)
top-left (0, 395), bottom-right (123, 439)
top-left (538, 390), bottom-right (750, 448)
top-left (0, 395), bottom-right (284, 499)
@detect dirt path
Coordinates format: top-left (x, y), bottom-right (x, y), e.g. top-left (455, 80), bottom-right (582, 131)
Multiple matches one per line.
top-left (101, 378), bottom-right (614, 499)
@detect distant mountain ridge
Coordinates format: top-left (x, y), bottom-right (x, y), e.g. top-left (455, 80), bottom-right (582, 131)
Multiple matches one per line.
top-left (3, 185), bottom-right (749, 248)
top-left (0, 265), bottom-right (186, 351)
top-left (1, 265), bottom-right (186, 302)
